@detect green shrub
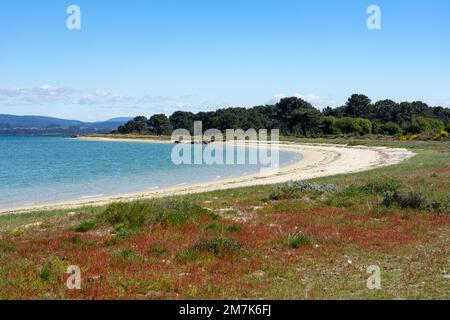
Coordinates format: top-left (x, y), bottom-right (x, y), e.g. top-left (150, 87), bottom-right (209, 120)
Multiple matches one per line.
top-left (321, 116), bottom-right (341, 135)
top-left (429, 200), bottom-right (450, 213)
top-left (115, 229), bottom-right (132, 238)
top-left (38, 256), bottom-right (66, 283)
top-left (371, 121), bottom-right (382, 135)
top-left (226, 224), bottom-right (243, 233)
top-left (112, 223), bottom-right (132, 238)
top-left (283, 232), bottom-right (314, 249)
top-left (75, 220), bottom-right (96, 233)
top-left (382, 191), bottom-right (427, 209)
top-left (269, 181), bottom-right (339, 200)
top-left (335, 117), bottom-right (372, 135)
top-left (405, 117), bottom-right (444, 134)
top-left (0, 240), bottom-right (17, 253)
top-left (204, 223), bottom-right (223, 232)
top-left (98, 198), bottom-right (211, 229)
top-left (119, 248), bottom-right (140, 261)
top-left (358, 118), bottom-right (373, 135)
top-left (11, 228), bottom-right (24, 237)
top-left (152, 247), bottom-right (167, 256)
top-left (114, 223), bottom-right (127, 231)
top-left (177, 249), bottom-right (198, 262)
top-left (362, 178), bottom-right (401, 194)
top-left (269, 183), bottom-right (301, 200)
top-left (346, 178), bottom-right (401, 196)
top-left (425, 117), bottom-right (445, 132)
top-left (380, 122), bottom-right (402, 135)
top-left (40, 269), bottom-right (51, 282)
top-left (325, 197), bottom-right (355, 207)
top-left (192, 238), bottom-right (242, 256)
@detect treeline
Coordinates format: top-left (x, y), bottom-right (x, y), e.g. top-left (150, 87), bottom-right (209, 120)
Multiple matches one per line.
top-left (116, 94), bottom-right (450, 137)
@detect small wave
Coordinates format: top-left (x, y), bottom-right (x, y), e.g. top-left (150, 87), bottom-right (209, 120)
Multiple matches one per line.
top-left (80, 194), bottom-right (104, 199)
top-left (176, 182), bottom-right (188, 186)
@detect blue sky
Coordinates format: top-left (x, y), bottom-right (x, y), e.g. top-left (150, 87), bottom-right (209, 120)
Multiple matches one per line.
top-left (1, 0), bottom-right (449, 121)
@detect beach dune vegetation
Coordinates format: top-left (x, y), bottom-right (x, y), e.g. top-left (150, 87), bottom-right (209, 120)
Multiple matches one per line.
top-left (97, 198), bottom-right (212, 229)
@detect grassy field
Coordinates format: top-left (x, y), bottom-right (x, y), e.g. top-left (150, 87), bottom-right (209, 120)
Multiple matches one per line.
top-left (0, 139), bottom-right (449, 300)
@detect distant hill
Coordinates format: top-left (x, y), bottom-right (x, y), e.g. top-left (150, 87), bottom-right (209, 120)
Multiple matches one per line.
top-left (0, 114), bottom-right (130, 136)
top-left (105, 117), bottom-right (133, 123)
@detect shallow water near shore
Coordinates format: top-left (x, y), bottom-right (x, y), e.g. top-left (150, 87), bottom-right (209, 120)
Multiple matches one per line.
top-left (0, 136), bottom-right (302, 209)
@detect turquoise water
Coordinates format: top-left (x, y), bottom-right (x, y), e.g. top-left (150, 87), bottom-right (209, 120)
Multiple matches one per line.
top-left (0, 136), bottom-right (302, 209)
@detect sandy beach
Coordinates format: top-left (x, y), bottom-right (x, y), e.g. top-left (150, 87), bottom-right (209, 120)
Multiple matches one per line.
top-left (0, 138), bottom-right (415, 215)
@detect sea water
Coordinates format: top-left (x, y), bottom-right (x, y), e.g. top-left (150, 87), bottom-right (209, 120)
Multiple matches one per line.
top-left (0, 136), bottom-right (302, 209)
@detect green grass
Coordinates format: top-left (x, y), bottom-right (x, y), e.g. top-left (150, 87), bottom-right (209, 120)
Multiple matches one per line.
top-left (176, 249), bottom-right (199, 262)
top-left (226, 224), bottom-right (243, 233)
top-left (283, 232), bottom-right (314, 248)
top-left (192, 238), bottom-right (242, 256)
top-left (97, 198), bottom-right (212, 229)
top-left (152, 247), bottom-right (168, 256)
top-left (204, 223), bottom-right (223, 232)
top-left (345, 177), bottom-right (402, 196)
top-left (119, 248), bottom-right (141, 261)
top-left (0, 240), bottom-right (17, 253)
top-left (75, 220), bottom-right (96, 232)
top-left (39, 269), bottom-right (51, 282)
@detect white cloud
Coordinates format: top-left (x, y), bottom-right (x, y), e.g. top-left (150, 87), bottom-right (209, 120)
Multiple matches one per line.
top-left (0, 85), bottom-right (134, 107)
top-left (0, 85), bottom-right (77, 104)
top-left (415, 97), bottom-right (450, 108)
top-left (267, 93), bottom-right (287, 104)
top-left (0, 85), bottom-right (196, 113)
top-left (78, 90), bottom-right (131, 105)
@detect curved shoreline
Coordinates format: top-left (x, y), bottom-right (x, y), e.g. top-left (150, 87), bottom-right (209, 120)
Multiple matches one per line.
top-left (0, 139), bottom-right (415, 215)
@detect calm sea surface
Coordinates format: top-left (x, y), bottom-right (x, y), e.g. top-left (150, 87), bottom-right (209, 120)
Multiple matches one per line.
top-left (0, 136), bottom-right (302, 209)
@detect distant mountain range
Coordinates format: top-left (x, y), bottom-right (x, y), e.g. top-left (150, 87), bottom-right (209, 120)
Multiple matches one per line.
top-left (0, 114), bottom-right (132, 136)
